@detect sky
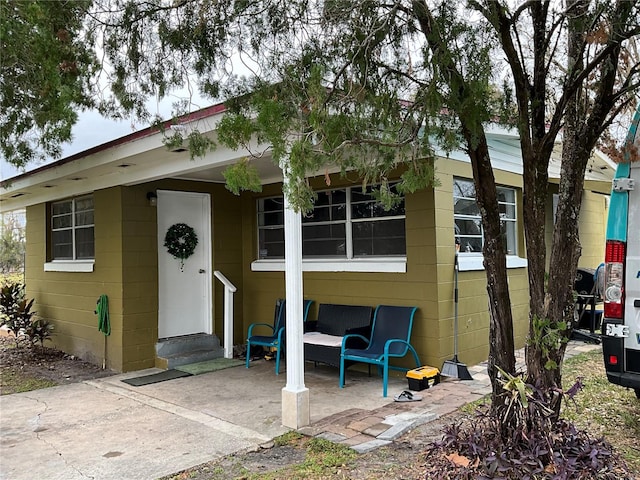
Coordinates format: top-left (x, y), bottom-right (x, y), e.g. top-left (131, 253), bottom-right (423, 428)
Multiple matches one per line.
top-left (0, 88), bottom-right (212, 182)
top-left (0, 110), bottom-right (137, 181)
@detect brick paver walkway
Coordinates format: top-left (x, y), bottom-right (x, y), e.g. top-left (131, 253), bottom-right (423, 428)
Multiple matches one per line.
top-left (300, 341), bottom-right (601, 452)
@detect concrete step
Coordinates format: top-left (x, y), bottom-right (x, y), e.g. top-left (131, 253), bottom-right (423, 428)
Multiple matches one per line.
top-left (159, 347), bottom-right (225, 369)
top-left (156, 333), bottom-right (224, 369)
top-left (156, 333), bottom-right (221, 358)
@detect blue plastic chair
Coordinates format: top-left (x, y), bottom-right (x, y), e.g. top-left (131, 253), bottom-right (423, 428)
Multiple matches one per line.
top-left (339, 305), bottom-right (420, 396)
top-left (246, 299), bottom-right (313, 374)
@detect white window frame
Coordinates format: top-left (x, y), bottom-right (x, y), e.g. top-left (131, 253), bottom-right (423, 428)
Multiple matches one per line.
top-left (45, 195), bottom-right (95, 272)
top-left (453, 178), bottom-right (526, 271)
top-left (253, 184), bottom-right (407, 273)
top-left (302, 188), bottom-right (349, 259)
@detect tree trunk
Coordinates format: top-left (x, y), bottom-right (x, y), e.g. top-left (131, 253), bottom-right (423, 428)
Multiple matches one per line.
top-left (463, 126), bottom-right (516, 406)
top-left (524, 0), bottom-right (592, 417)
top-left (525, 0), bottom-right (624, 416)
top-left (413, 0), bottom-right (516, 410)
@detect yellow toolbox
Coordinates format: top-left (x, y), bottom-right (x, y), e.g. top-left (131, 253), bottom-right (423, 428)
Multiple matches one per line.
top-left (406, 366), bottom-right (441, 391)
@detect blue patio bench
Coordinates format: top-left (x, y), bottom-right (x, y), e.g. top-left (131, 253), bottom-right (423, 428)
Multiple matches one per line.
top-left (303, 303), bottom-right (373, 368)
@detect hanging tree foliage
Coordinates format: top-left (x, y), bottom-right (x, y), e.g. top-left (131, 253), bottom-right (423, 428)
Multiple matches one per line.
top-left (0, 0), bottom-right (100, 169)
top-left (3, 0), bottom-right (639, 422)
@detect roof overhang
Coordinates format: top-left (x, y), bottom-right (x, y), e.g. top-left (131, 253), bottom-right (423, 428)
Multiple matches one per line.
top-left (0, 106), bottom-right (284, 211)
top-left (1, 111), bottom-right (617, 212)
top-left (548, 143), bottom-right (617, 184)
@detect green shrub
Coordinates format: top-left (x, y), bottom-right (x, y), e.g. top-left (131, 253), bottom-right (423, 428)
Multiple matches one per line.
top-left (0, 282), bottom-right (52, 348)
top-left (25, 319), bottom-right (54, 349)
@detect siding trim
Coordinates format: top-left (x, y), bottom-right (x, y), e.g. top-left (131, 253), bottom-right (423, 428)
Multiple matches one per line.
top-left (458, 255), bottom-right (528, 271)
top-left (251, 258), bottom-right (407, 273)
top-left (44, 261), bottom-right (95, 272)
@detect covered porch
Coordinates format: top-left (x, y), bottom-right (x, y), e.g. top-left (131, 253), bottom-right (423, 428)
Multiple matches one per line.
top-left (0, 106), bottom-right (440, 429)
top-left (0, 354), bottom-right (494, 480)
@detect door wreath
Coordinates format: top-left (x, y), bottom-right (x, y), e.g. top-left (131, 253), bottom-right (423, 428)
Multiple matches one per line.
top-left (164, 223), bottom-right (198, 271)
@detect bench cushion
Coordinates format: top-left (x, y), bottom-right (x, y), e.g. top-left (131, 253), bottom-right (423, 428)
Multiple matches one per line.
top-left (304, 304), bottom-right (373, 368)
top-left (303, 332), bottom-right (343, 348)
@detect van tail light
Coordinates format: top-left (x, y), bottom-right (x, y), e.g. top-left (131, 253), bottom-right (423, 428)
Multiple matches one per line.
top-left (603, 240), bottom-right (625, 319)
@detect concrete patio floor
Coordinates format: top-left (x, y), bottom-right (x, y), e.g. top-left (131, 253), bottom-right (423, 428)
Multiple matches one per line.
top-left (0, 342), bottom-right (600, 480)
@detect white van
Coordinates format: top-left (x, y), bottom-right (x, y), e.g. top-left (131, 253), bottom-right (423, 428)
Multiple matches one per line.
top-left (601, 105), bottom-right (640, 399)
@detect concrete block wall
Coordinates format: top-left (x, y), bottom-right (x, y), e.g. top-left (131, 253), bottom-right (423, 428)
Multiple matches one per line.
top-left (25, 188), bottom-right (126, 371)
top-left (433, 159), bottom-right (530, 367)
top-left (239, 164), bottom-right (532, 371)
top-left (120, 186), bottom-right (158, 372)
top-left (577, 190), bottom-right (608, 269)
top-left (25, 180), bottom-right (245, 372)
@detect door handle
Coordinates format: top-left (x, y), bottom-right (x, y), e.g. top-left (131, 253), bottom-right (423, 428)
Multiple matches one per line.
top-left (199, 269), bottom-right (206, 274)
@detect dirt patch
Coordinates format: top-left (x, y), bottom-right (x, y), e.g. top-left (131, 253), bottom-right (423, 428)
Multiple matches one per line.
top-left (0, 335), bottom-right (114, 395)
top-left (163, 408), bottom-right (639, 480)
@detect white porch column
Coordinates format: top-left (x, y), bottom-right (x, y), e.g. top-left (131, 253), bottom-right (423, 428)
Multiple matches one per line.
top-left (280, 160), bottom-right (310, 429)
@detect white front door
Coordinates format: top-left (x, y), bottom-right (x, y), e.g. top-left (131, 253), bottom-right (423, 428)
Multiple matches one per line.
top-left (157, 190), bottom-right (212, 338)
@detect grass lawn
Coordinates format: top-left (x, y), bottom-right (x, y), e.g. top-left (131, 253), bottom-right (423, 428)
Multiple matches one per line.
top-left (1, 368), bottom-right (57, 394)
top-left (561, 348), bottom-right (640, 473)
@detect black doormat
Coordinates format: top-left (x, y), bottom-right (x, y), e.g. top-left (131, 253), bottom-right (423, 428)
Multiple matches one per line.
top-left (122, 369), bottom-right (192, 387)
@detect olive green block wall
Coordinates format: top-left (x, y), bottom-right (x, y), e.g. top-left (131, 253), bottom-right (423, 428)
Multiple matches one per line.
top-left (22, 160), bottom-right (608, 373)
top-left (238, 161), bottom-right (531, 370)
top-left (25, 180), bottom-right (243, 372)
top-left (239, 177), bottom-right (442, 370)
top-left (577, 191), bottom-right (608, 269)
top-left (149, 179), bottom-right (245, 343)
top-left (119, 186), bottom-right (158, 372)
top-left (210, 184), bottom-right (244, 344)
top-left (434, 159), bottom-right (530, 367)
top-left (119, 179), bottom-right (244, 371)
top-left (25, 188), bottom-right (126, 371)
top-left (544, 185), bottom-right (609, 271)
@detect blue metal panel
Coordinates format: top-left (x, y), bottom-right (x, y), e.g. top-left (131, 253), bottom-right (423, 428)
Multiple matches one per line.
top-left (606, 178), bottom-right (629, 242)
top-left (606, 104), bottom-right (640, 242)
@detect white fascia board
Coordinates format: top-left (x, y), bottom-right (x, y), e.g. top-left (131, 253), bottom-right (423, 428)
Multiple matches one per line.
top-left (435, 135), bottom-right (524, 176)
top-left (483, 124), bottom-right (520, 137)
top-left (1, 113), bottom-right (228, 206)
top-left (1, 137), bottom-right (276, 212)
top-left (592, 149), bottom-right (617, 170)
top-left (1, 135), bottom-right (167, 211)
top-left (4, 133), bottom-right (165, 192)
top-left (1, 145), bottom-right (249, 211)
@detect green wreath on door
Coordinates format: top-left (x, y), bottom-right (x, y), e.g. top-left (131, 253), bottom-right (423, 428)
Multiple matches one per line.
top-left (164, 223), bottom-right (198, 271)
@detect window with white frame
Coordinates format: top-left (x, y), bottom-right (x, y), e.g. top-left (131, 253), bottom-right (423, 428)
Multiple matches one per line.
top-left (51, 195), bottom-right (95, 260)
top-left (257, 184), bottom-right (406, 260)
top-left (453, 178), bottom-right (517, 255)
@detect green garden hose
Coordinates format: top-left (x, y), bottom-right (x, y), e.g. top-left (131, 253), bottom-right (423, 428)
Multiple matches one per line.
top-left (96, 294), bottom-right (110, 336)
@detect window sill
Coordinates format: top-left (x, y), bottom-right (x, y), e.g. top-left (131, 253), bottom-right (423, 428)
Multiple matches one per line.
top-left (251, 258), bottom-right (407, 273)
top-left (458, 255), bottom-right (528, 272)
top-left (44, 261), bottom-right (95, 273)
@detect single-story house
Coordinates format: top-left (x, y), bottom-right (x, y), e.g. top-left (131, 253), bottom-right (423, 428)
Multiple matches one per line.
top-left (0, 104), bottom-right (614, 376)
